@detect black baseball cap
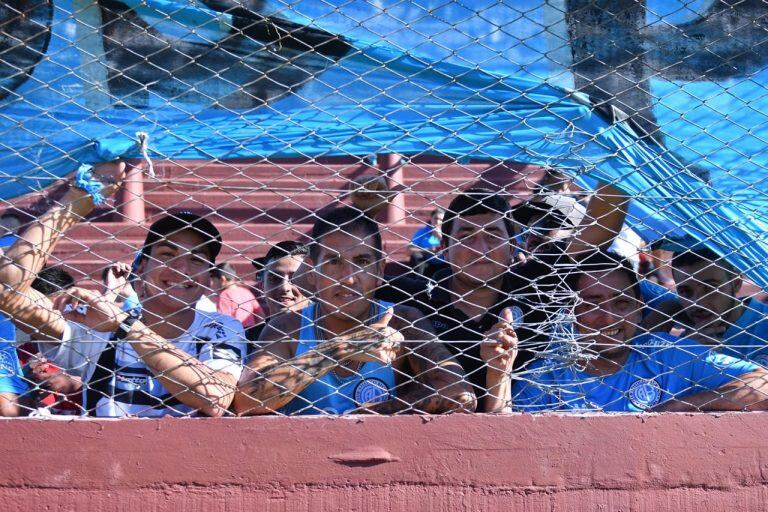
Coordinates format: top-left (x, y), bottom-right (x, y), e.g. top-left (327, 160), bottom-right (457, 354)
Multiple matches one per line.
top-left (139, 212), bottom-right (222, 264)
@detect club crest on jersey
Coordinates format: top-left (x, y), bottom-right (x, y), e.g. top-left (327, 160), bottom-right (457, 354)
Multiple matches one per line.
top-left (353, 378), bottom-right (390, 404)
top-left (628, 378), bottom-right (662, 409)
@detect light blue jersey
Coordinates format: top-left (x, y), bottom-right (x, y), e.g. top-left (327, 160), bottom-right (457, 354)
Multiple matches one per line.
top-left (721, 298), bottom-right (768, 367)
top-left (0, 314), bottom-right (27, 395)
top-left (513, 333), bottom-right (757, 412)
top-left (280, 301), bottom-right (397, 415)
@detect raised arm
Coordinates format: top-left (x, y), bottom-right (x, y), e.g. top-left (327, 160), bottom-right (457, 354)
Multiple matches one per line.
top-left (567, 182), bottom-right (629, 259)
top-left (0, 162), bottom-right (127, 340)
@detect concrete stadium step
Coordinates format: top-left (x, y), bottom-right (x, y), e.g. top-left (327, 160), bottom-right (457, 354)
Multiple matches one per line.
top-left (138, 190), bottom-right (454, 222)
top-left (63, 221), bottom-right (423, 241)
top-left (50, 238), bottom-right (414, 282)
top-left (149, 159), bottom-right (499, 181)
top-left (142, 171), bottom-right (481, 194)
top-left (144, 160), bottom-right (540, 194)
top-left (52, 235), bottom-right (413, 259)
top-left (5, 160), bottom-right (542, 226)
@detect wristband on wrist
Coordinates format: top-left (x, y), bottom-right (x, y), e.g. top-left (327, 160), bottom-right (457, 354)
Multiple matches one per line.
top-left (72, 166), bottom-right (106, 205)
top-left (114, 313), bottom-right (141, 340)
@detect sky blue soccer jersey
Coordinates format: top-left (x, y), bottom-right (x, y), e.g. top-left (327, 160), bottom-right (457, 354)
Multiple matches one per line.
top-left (0, 314), bottom-right (27, 395)
top-left (720, 298), bottom-right (768, 367)
top-left (639, 279), bottom-right (678, 312)
top-left (512, 332), bottom-right (757, 412)
top-left (280, 302), bottom-right (397, 415)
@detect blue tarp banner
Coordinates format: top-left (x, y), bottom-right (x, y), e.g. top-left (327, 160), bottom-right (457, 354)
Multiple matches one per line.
top-left (1, 1), bottom-right (767, 287)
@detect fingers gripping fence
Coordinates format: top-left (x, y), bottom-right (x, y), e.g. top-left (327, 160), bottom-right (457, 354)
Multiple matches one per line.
top-left (0, 0), bottom-right (768, 418)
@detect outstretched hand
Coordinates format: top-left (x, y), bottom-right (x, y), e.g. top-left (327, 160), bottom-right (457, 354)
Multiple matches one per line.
top-left (90, 160), bottom-right (134, 199)
top-left (349, 175), bottom-right (398, 218)
top-left (104, 262), bottom-right (133, 298)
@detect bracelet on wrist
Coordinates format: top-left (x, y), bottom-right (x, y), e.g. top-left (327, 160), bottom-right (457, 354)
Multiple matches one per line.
top-left (72, 165), bottom-right (107, 205)
top-left (114, 312), bottom-right (142, 340)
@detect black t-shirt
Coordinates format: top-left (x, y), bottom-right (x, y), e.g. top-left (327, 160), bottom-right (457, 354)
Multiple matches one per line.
top-left (245, 321), bottom-right (267, 343)
top-left (379, 260), bottom-right (568, 411)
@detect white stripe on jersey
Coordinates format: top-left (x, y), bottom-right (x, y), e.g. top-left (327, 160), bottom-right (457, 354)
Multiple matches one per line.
top-left (46, 311), bottom-right (246, 417)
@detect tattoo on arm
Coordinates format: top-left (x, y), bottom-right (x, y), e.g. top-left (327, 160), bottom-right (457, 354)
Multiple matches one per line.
top-left (237, 339), bottom-right (346, 414)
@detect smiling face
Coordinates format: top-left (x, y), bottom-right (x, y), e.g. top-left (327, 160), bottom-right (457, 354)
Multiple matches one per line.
top-left (309, 230), bottom-right (383, 322)
top-left (673, 260), bottom-right (742, 339)
top-left (443, 212), bottom-right (512, 286)
top-left (574, 269), bottom-right (642, 358)
top-left (263, 254), bottom-right (308, 315)
top-left (136, 229), bottom-right (212, 315)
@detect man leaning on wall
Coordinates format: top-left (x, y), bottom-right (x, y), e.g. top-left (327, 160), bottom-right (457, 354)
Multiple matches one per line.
top-left (0, 161), bottom-right (246, 417)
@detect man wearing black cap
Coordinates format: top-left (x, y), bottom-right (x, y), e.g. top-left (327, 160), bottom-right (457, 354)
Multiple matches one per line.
top-left (0, 162), bottom-right (245, 417)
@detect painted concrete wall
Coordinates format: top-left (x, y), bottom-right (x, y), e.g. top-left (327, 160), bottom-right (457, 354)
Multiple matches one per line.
top-left (1, 413), bottom-right (767, 511)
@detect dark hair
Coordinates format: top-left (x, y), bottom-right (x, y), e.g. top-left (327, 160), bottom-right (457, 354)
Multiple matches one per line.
top-left (0, 212), bottom-right (21, 223)
top-left (210, 262), bottom-right (237, 280)
top-left (139, 212), bottom-right (222, 266)
top-left (671, 248), bottom-right (737, 274)
top-left (567, 250), bottom-right (641, 299)
top-left (309, 207), bottom-right (382, 262)
top-left (264, 241), bottom-right (308, 266)
top-left (31, 266), bottom-right (75, 296)
top-left (442, 188), bottom-right (514, 247)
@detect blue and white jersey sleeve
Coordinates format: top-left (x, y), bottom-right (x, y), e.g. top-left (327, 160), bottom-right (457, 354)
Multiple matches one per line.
top-left (639, 279), bottom-right (678, 311)
top-left (191, 313), bottom-right (247, 380)
top-left (0, 341), bottom-right (27, 395)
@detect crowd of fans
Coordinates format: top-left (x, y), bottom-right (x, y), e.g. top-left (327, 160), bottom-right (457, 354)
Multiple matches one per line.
top-left (0, 160), bottom-right (766, 418)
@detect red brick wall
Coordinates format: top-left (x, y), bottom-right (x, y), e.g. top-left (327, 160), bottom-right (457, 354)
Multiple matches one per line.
top-left (2, 414), bottom-right (767, 511)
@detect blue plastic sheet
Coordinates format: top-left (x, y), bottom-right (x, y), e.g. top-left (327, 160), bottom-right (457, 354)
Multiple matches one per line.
top-left (0, 1), bottom-right (766, 288)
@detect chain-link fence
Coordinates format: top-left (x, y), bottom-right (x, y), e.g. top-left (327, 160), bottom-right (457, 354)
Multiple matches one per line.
top-left (1, 1), bottom-right (768, 417)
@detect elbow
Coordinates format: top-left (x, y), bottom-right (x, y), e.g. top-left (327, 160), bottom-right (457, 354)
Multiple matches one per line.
top-left (198, 396), bottom-right (234, 418)
top-left (0, 258), bottom-right (24, 291)
top-left (199, 405), bottom-right (227, 418)
top-left (0, 395), bottom-right (24, 417)
top-left (192, 385), bottom-right (237, 418)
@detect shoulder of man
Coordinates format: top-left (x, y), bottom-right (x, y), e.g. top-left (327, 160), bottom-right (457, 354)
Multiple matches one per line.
top-left (376, 272), bottom-right (432, 307)
top-left (193, 311), bottom-right (246, 341)
top-left (390, 304), bottom-right (428, 329)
